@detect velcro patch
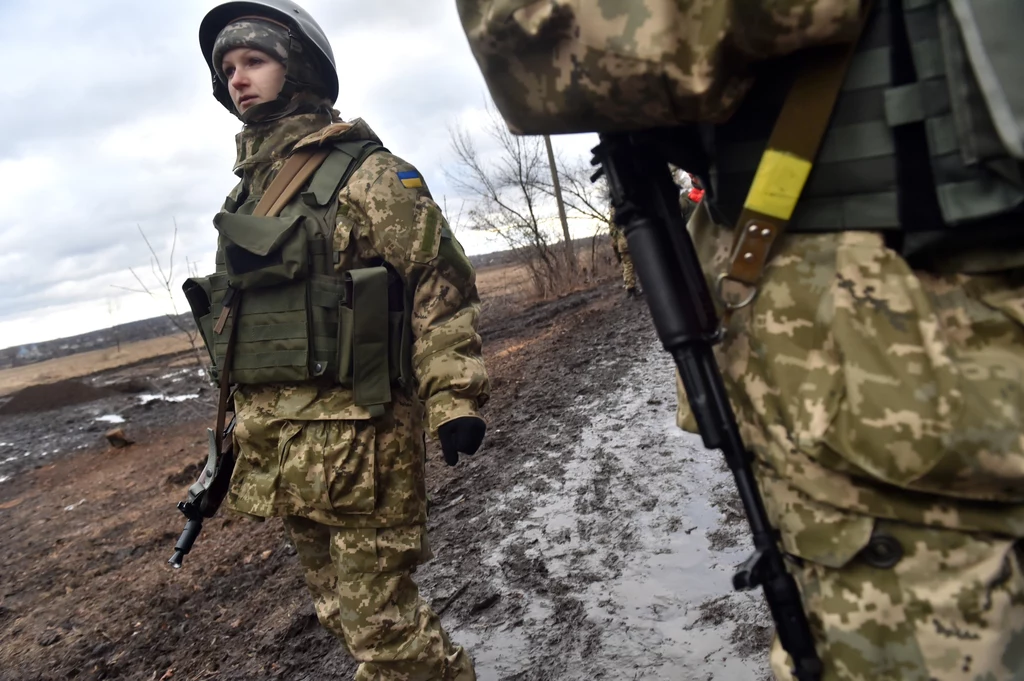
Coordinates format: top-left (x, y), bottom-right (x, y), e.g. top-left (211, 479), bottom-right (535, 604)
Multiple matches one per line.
top-left (396, 170), bottom-right (423, 189)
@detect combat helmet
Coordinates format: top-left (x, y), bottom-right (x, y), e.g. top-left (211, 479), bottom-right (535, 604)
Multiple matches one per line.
top-left (199, 0), bottom-right (339, 115)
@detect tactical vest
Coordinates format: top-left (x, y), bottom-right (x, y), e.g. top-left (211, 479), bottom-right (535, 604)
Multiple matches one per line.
top-left (706, 0), bottom-right (1024, 262)
top-left (183, 139), bottom-right (414, 413)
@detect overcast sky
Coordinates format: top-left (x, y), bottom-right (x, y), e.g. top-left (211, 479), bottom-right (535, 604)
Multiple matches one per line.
top-left (0, 0), bottom-right (599, 349)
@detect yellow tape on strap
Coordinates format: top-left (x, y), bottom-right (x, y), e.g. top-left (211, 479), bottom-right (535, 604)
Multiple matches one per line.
top-left (743, 149), bottom-right (813, 221)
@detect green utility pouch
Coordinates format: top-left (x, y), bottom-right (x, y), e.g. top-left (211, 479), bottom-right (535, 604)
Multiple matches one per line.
top-left (212, 213), bottom-right (308, 289)
top-left (949, 0), bottom-right (1024, 161)
top-left (187, 137), bottom-right (416, 397)
top-left (182, 276), bottom-right (216, 365)
top-left (204, 272), bottom-right (344, 384)
top-left (338, 267), bottom-right (391, 416)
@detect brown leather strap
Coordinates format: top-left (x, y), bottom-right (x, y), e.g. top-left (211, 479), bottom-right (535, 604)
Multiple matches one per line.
top-left (265, 150), bottom-right (332, 218)
top-left (214, 294), bottom-right (239, 455)
top-left (718, 3), bottom-right (874, 313)
top-left (214, 147), bottom-right (333, 452)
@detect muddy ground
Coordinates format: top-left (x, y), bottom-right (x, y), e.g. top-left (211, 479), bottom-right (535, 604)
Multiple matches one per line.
top-left (0, 280), bottom-right (771, 681)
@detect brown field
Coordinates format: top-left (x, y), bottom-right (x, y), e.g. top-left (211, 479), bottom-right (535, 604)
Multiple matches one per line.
top-left (0, 261), bottom-right (555, 399)
top-left (0, 334), bottom-right (198, 398)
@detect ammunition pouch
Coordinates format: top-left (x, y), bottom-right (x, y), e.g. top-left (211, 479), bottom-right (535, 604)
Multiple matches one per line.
top-left (183, 137), bottom-right (412, 410)
top-left (184, 264), bottom-right (411, 410)
top-left (213, 213), bottom-right (308, 289)
top-left (336, 266), bottom-right (412, 416)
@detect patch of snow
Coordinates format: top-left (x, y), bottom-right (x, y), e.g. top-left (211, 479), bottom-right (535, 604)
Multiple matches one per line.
top-left (137, 393), bottom-right (199, 405)
top-left (95, 414), bottom-right (125, 424)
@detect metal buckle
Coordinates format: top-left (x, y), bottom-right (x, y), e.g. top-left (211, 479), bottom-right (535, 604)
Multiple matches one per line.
top-left (715, 272), bottom-right (759, 311)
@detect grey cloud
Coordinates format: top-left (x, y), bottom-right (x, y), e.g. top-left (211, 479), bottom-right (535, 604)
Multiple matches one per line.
top-left (0, 0), bottom-right (598, 345)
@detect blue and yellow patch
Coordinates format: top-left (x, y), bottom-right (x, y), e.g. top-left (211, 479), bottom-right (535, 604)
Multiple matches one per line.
top-left (396, 170), bottom-right (423, 189)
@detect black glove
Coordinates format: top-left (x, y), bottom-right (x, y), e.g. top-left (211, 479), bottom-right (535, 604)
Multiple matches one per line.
top-left (437, 417), bottom-right (487, 467)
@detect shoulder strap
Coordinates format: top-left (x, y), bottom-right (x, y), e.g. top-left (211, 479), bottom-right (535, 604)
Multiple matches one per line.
top-left (213, 148), bottom-right (333, 456)
top-left (254, 149), bottom-right (332, 217)
top-left (304, 140), bottom-right (385, 207)
top-left (717, 2), bottom-right (875, 319)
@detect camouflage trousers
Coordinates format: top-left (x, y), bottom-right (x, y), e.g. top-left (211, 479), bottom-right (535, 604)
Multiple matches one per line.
top-left (768, 515), bottom-right (1024, 680)
top-left (611, 231), bottom-right (636, 291)
top-left (620, 252), bottom-right (636, 291)
top-left (283, 517), bottom-right (476, 681)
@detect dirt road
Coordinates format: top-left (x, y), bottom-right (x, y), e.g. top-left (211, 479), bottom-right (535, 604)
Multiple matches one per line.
top-left (0, 281), bottom-right (771, 680)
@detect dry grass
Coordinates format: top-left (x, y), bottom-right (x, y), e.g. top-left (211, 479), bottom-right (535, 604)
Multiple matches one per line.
top-left (476, 262), bottom-right (534, 300)
top-left (0, 334), bottom-right (196, 397)
top-left (0, 251), bottom-right (621, 398)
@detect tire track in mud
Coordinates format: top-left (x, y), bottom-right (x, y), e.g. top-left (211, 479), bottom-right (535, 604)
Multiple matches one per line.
top-left (420, 292), bottom-right (773, 681)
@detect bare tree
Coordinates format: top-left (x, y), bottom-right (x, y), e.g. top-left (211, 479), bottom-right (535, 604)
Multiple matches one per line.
top-left (112, 220), bottom-right (207, 368)
top-left (537, 156), bottom-right (614, 278)
top-left (446, 108), bottom-right (570, 297)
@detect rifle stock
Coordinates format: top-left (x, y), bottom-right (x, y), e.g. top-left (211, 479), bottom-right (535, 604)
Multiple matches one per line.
top-left (168, 421), bottom-right (236, 569)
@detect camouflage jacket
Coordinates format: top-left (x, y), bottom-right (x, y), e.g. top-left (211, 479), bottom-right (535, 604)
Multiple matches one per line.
top-left (225, 115), bottom-right (490, 526)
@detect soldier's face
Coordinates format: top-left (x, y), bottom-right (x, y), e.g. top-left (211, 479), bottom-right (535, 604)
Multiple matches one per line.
top-left (221, 48), bottom-right (286, 114)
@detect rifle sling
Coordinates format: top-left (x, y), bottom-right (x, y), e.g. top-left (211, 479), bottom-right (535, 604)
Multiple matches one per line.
top-left (719, 3), bottom-right (875, 314)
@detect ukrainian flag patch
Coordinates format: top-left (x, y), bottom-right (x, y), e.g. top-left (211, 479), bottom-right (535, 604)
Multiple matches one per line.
top-left (397, 170), bottom-right (423, 189)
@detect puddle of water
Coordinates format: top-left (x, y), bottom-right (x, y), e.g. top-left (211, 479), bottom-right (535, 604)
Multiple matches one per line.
top-left (450, 341), bottom-right (770, 680)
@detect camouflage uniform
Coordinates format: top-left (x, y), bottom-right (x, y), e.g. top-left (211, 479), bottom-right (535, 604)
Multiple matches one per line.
top-left (455, 1), bottom-right (1024, 679)
top-left (607, 207), bottom-right (637, 294)
top-left (219, 111), bottom-right (488, 681)
top-left (680, 210), bottom-right (1024, 681)
top-left (198, 13), bottom-right (488, 675)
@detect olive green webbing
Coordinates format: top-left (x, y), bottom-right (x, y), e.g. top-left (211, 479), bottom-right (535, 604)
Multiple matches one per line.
top-left (214, 149), bottom-right (333, 453)
top-left (717, 1), bottom-right (874, 327)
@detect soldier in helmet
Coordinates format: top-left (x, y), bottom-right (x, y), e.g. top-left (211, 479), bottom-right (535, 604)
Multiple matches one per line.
top-left (191, 2), bottom-right (489, 679)
top-left (457, 1), bottom-right (1024, 679)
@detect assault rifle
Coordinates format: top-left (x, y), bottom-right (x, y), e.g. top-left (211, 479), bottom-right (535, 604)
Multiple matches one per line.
top-left (591, 131), bottom-right (822, 681)
top-left (167, 417), bottom-right (236, 568)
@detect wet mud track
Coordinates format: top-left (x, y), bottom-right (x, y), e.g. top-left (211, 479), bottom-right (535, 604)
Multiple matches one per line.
top-left (0, 283), bottom-right (771, 680)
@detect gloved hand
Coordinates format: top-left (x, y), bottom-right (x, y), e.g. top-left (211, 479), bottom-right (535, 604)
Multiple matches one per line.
top-left (437, 417), bottom-right (487, 467)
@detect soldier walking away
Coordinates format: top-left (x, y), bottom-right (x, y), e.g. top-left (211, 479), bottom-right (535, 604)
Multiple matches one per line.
top-left (608, 206), bottom-right (639, 297)
top-left (182, 2), bottom-right (490, 679)
top-left (456, 0), bottom-right (1024, 679)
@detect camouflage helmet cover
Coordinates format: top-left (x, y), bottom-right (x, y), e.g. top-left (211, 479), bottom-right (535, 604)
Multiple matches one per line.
top-left (199, 0), bottom-right (339, 112)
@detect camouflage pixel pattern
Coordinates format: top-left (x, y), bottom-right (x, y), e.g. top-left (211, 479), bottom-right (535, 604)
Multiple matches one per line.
top-left (284, 516), bottom-right (477, 680)
top-left (455, 0), bottom-right (864, 134)
top-left (678, 207), bottom-right (1024, 678)
top-left (231, 110), bottom-right (333, 195)
top-left (768, 517), bottom-right (1024, 680)
top-left (212, 19), bottom-right (290, 78)
top-left (224, 115), bottom-right (489, 528)
top-left (333, 128), bottom-right (490, 440)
